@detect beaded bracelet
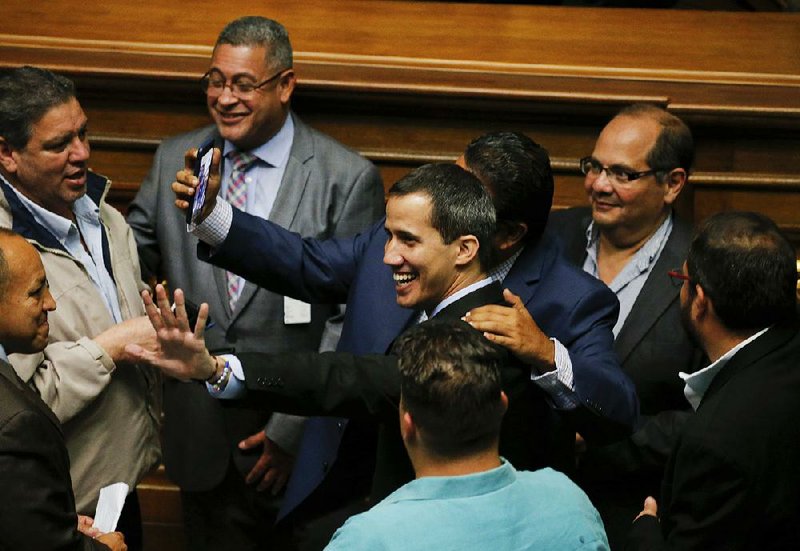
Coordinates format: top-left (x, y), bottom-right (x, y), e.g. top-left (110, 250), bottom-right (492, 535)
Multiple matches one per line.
top-left (206, 357), bottom-right (232, 392)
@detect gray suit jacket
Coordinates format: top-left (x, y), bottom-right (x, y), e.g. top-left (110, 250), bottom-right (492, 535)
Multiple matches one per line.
top-left (547, 206), bottom-right (705, 547)
top-left (127, 114), bottom-right (385, 491)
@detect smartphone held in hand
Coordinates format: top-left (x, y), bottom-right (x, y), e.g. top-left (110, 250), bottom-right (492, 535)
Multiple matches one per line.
top-left (186, 138), bottom-right (216, 228)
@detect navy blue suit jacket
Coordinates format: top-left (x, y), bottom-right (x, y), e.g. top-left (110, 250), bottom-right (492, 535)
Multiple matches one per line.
top-left (199, 209), bottom-right (638, 511)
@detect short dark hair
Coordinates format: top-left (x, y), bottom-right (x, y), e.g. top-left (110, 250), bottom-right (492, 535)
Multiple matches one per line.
top-left (392, 320), bottom-right (506, 459)
top-left (388, 163), bottom-right (495, 270)
top-left (463, 131), bottom-right (554, 243)
top-left (215, 16), bottom-right (293, 72)
top-left (617, 104), bottom-right (694, 184)
top-left (687, 211), bottom-right (797, 330)
top-left (0, 66), bottom-right (76, 149)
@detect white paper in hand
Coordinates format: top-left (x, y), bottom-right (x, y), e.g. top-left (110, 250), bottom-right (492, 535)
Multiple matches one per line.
top-left (93, 482), bottom-right (129, 533)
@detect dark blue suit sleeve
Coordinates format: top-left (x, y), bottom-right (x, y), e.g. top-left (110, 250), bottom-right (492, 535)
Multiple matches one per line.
top-left (562, 281), bottom-right (640, 443)
top-left (198, 210), bottom-right (386, 304)
top-left (512, 245), bottom-right (639, 443)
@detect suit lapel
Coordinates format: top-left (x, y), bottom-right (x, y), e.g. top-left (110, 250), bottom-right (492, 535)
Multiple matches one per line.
top-left (211, 263), bottom-right (235, 320)
top-left (560, 209), bottom-right (592, 266)
top-left (502, 238), bottom-right (552, 307)
top-left (230, 114), bottom-right (313, 320)
top-left (0, 360), bottom-right (62, 432)
top-left (268, 114), bottom-right (313, 229)
top-left (614, 215), bottom-right (692, 364)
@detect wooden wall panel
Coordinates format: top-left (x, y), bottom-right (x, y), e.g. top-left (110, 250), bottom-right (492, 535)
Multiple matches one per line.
top-left (1, 3), bottom-right (799, 548)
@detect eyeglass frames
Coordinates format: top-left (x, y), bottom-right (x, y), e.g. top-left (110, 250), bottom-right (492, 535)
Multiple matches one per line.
top-left (200, 68), bottom-right (290, 98)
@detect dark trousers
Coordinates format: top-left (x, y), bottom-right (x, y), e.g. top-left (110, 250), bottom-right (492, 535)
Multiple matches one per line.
top-left (581, 478), bottom-right (661, 551)
top-left (286, 498), bottom-right (370, 551)
top-left (117, 490), bottom-right (142, 551)
top-left (181, 462), bottom-right (292, 551)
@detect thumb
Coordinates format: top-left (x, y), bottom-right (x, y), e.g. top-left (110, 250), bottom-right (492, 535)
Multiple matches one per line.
top-left (643, 496), bottom-right (658, 516)
top-left (208, 148), bottom-right (222, 195)
top-left (502, 288), bottom-right (524, 309)
top-left (239, 431), bottom-right (266, 450)
top-left (201, 148), bottom-right (223, 220)
top-left (124, 343), bottom-right (146, 360)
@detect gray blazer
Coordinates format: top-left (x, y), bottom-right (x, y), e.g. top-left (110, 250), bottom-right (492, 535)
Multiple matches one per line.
top-left (127, 114), bottom-right (385, 491)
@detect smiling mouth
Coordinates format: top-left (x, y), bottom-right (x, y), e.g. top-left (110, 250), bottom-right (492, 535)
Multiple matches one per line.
top-left (216, 111), bottom-right (248, 122)
top-left (592, 197), bottom-right (620, 209)
top-left (393, 272), bottom-right (418, 286)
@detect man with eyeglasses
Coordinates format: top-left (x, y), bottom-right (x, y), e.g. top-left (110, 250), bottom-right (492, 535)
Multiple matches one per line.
top-left (127, 15), bottom-right (384, 551)
top-left (628, 211), bottom-right (800, 550)
top-left (546, 103), bottom-right (705, 548)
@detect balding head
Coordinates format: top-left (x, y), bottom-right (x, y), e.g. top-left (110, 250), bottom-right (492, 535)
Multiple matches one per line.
top-left (0, 230), bottom-right (55, 354)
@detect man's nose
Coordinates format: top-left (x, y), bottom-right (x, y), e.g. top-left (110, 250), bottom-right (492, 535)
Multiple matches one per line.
top-left (216, 85), bottom-right (239, 106)
top-left (43, 288), bottom-right (56, 312)
top-left (383, 240), bottom-right (402, 266)
top-left (590, 169), bottom-right (614, 193)
top-left (70, 137), bottom-right (90, 163)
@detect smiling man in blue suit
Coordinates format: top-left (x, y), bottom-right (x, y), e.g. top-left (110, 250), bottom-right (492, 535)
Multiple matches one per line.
top-left (160, 132), bottom-right (638, 549)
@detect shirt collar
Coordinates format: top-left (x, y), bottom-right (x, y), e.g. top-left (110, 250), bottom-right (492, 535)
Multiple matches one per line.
top-left (383, 459), bottom-right (516, 505)
top-left (0, 344), bottom-right (7, 364)
top-left (223, 113), bottom-right (294, 168)
top-left (5, 184), bottom-right (98, 246)
top-left (679, 325), bottom-right (771, 410)
top-left (584, 213), bottom-right (673, 288)
top-left (489, 248), bottom-right (523, 283)
top-left (428, 277), bottom-right (494, 319)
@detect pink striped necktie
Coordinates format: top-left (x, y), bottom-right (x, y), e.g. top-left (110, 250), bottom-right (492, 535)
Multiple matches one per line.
top-left (225, 150), bottom-right (257, 310)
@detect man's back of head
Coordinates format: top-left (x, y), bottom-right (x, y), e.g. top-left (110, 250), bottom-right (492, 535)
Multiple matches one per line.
top-left (686, 210), bottom-right (797, 333)
top-left (392, 320), bottom-right (506, 465)
top-left (462, 131), bottom-right (554, 249)
top-left (324, 320), bottom-right (610, 550)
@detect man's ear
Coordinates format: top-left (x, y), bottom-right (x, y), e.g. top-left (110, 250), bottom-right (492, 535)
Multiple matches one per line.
top-left (500, 391), bottom-right (509, 414)
top-left (663, 169), bottom-right (687, 206)
top-left (0, 137), bottom-right (19, 175)
top-left (454, 234), bottom-right (480, 267)
top-left (494, 222), bottom-right (528, 252)
top-left (692, 283), bottom-right (710, 321)
top-left (400, 410), bottom-right (416, 444)
top-left (279, 70), bottom-right (297, 105)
